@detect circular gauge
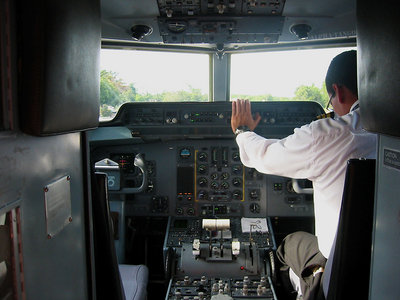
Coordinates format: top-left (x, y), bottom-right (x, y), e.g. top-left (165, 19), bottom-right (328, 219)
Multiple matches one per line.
top-left (167, 20), bottom-right (188, 33)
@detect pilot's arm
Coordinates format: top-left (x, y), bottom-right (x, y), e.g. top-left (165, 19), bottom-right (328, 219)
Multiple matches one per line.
top-left (231, 99), bottom-right (316, 180)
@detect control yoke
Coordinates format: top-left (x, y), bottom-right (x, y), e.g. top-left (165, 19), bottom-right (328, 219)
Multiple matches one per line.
top-left (291, 178), bottom-right (313, 194)
top-left (94, 153), bottom-right (148, 194)
top-left (126, 153), bottom-right (148, 194)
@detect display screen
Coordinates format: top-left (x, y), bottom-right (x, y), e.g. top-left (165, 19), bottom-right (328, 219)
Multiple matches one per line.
top-left (177, 166), bottom-right (194, 194)
top-left (173, 219), bottom-right (188, 229)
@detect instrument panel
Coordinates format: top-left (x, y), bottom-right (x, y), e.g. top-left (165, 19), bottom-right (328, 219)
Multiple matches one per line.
top-left (100, 101), bottom-right (323, 138)
top-left (91, 101), bottom-right (322, 218)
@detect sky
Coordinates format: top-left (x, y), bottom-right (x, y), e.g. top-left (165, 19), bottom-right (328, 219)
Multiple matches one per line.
top-left (100, 47), bottom-right (355, 98)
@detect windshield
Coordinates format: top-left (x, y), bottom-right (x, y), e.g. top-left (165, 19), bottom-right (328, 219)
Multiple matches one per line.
top-left (100, 46), bottom-right (355, 120)
top-left (100, 49), bottom-right (210, 120)
top-left (230, 47), bottom-right (356, 108)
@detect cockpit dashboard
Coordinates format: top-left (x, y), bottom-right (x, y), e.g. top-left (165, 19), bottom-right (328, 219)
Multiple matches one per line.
top-left (90, 101), bottom-right (322, 219)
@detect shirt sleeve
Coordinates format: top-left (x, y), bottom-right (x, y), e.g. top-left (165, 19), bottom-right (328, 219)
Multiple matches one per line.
top-left (235, 124), bottom-right (316, 179)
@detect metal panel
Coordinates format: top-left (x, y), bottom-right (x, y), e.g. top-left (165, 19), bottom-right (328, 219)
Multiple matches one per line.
top-left (370, 135), bottom-right (400, 299)
top-left (213, 53), bottom-right (231, 101)
top-left (44, 175), bottom-right (73, 239)
top-left (0, 131), bottom-right (89, 300)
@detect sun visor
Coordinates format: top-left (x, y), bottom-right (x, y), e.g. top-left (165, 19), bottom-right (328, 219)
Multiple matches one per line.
top-left (357, 1), bottom-right (400, 137)
top-left (18, 0), bottom-right (101, 136)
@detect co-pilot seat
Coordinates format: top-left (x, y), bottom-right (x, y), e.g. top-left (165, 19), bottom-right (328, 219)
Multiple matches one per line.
top-left (92, 173), bottom-right (148, 300)
top-left (323, 159), bottom-right (376, 300)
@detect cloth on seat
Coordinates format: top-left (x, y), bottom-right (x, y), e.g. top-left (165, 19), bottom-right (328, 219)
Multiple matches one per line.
top-left (119, 264), bottom-right (149, 300)
top-left (277, 231), bottom-right (326, 300)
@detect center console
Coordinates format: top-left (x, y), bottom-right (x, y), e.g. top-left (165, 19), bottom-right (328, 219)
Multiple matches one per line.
top-left (164, 217), bottom-right (277, 300)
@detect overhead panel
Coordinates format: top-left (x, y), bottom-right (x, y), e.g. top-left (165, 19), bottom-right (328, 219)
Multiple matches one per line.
top-left (157, 0), bottom-right (285, 44)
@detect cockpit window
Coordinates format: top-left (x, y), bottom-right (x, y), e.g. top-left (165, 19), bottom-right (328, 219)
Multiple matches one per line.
top-left (100, 49), bottom-right (209, 120)
top-left (230, 47), bottom-right (356, 108)
top-left (100, 47), bottom-right (355, 120)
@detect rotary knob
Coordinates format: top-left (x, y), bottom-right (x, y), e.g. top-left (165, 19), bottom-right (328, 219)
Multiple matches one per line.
top-left (232, 190), bottom-right (242, 200)
top-left (198, 177), bottom-right (208, 187)
top-left (198, 152), bottom-right (208, 161)
top-left (250, 203), bottom-right (260, 213)
top-left (221, 181), bottom-right (229, 189)
top-left (198, 191), bottom-right (208, 200)
top-left (232, 164), bottom-right (242, 174)
top-left (221, 172), bottom-right (229, 180)
top-left (197, 165), bottom-right (208, 174)
top-left (232, 177), bottom-right (242, 187)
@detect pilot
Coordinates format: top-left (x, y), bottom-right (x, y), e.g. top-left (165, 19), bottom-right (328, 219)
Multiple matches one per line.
top-left (230, 50), bottom-right (377, 299)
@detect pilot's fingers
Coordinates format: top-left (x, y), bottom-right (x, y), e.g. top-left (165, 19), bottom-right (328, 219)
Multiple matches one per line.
top-left (233, 99), bottom-right (243, 114)
top-left (238, 99), bottom-right (248, 113)
top-left (254, 112), bottom-right (262, 126)
top-left (236, 99), bottom-right (242, 113)
top-left (245, 99), bottom-right (251, 114)
top-left (232, 100), bottom-right (237, 116)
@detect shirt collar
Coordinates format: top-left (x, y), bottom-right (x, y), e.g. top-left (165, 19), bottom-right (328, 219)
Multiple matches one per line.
top-left (350, 100), bottom-right (360, 112)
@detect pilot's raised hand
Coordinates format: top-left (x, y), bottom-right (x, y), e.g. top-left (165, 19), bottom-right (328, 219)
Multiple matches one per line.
top-left (231, 99), bottom-right (261, 133)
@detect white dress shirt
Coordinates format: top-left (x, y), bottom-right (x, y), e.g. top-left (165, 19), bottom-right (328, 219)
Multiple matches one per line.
top-left (235, 101), bottom-right (377, 258)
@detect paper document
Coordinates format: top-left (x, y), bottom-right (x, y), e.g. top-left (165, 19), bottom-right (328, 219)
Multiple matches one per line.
top-left (241, 218), bottom-right (268, 233)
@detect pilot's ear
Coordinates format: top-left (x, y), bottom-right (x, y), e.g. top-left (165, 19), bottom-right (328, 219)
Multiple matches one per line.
top-left (333, 84), bottom-right (345, 104)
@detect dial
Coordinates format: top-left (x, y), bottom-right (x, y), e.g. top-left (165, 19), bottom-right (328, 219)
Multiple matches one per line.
top-left (232, 190), bottom-right (242, 200)
top-left (221, 172), bottom-right (230, 180)
top-left (232, 164), bottom-right (242, 175)
top-left (210, 172), bottom-right (218, 180)
top-left (198, 190), bottom-right (208, 200)
top-left (250, 203), bottom-right (260, 214)
top-left (198, 177), bottom-right (208, 187)
top-left (221, 181), bottom-right (230, 189)
top-left (232, 177), bottom-right (242, 187)
top-left (197, 164), bottom-right (208, 174)
top-left (198, 151), bottom-right (208, 161)
top-left (232, 151), bottom-right (240, 161)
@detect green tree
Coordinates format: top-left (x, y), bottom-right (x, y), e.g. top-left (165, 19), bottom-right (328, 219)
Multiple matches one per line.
top-left (100, 70), bottom-right (125, 107)
top-left (121, 83), bottom-right (137, 103)
top-left (231, 94), bottom-right (291, 101)
top-left (99, 70), bottom-right (330, 112)
top-left (136, 92), bottom-right (158, 102)
top-left (294, 83), bottom-right (329, 108)
top-left (100, 104), bottom-right (115, 118)
top-left (170, 86), bottom-right (208, 102)
top-left (144, 86), bottom-right (208, 102)
top-left (320, 82), bottom-right (329, 108)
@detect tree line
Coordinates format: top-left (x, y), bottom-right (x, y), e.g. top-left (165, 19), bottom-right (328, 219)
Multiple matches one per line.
top-left (100, 70), bottom-right (329, 118)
